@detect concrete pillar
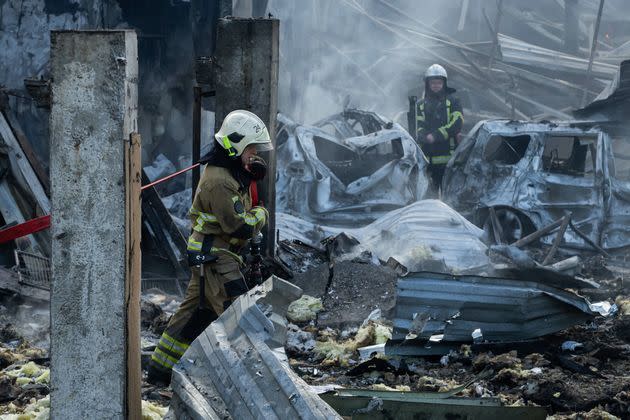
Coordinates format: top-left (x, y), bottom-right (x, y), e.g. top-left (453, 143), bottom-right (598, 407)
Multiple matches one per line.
top-left (214, 17), bottom-right (279, 256)
top-left (49, 30), bottom-right (141, 419)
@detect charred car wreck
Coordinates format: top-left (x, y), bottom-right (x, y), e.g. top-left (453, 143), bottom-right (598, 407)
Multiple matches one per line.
top-left (276, 109), bottom-right (429, 225)
top-left (443, 120), bottom-right (630, 251)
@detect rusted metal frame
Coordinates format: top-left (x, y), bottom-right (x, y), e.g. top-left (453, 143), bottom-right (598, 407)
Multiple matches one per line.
top-left (366, 0), bottom-right (539, 120)
top-left (321, 40), bottom-right (388, 97)
top-left (341, 0), bottom-right (528, 121)
top-left (542, 213), bottom-right (572, 265)
top-left (485, 0), bottom-right (504, 70)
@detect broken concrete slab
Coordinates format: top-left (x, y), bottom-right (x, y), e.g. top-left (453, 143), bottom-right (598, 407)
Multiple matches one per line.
top-left (169, 276), bottom-right (341, 419)
top-left (49, 29), bottom-right (141, 419)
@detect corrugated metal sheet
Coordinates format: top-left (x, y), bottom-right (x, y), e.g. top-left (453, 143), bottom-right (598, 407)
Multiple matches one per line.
top-left (392, 272), bottom-right (598, 345)
top-left (170, 276), bottom-right (341, 420)
top-left (278, 200), bottom-right (490, 272)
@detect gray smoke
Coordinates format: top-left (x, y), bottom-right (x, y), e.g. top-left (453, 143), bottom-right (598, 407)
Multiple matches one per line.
top-left (267, 0), bottom-right (455, 124)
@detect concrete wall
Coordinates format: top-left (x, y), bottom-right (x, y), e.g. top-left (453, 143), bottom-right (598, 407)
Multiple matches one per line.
top-left (214, 17), bottom-right (279, 138)
top-left (49, 30), bottom-right (139, 419)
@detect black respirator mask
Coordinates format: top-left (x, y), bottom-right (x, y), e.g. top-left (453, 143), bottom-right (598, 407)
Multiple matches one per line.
top-left (246, 155), bottom-right (268, 181)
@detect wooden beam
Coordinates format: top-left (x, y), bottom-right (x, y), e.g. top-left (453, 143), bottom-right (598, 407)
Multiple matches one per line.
top-left (542, 214), bottom-right (571, 265)
top-left (511, 217), bottom-right (565, 248)
top-left (0, 109), bottom-right (50, 195)
top-left (0, 113), bottom-right (50, 214)
top-left (125, 133), bottom-right (142, 419)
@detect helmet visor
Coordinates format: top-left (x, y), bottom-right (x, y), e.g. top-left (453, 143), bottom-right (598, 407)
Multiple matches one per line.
top-left (255, 142), bottom-right (274, 152)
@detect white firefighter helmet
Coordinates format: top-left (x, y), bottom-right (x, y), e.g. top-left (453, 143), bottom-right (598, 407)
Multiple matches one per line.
top-left (424, 64), bottom-right (448, 80)
top-left (214, 110), bottom-right (273, 157)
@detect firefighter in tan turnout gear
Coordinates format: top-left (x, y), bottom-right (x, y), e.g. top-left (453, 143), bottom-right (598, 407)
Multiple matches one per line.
top-left (147, 110), bottom-right (272, 385)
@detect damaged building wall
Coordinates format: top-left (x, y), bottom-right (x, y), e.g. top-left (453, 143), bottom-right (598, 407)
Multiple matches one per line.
top-left (0, 0), bottom-right (197, 167)
top-left (0, 0), bottom-right (124, 165)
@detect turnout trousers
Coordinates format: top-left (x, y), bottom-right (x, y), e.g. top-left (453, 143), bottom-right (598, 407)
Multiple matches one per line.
top-left (147, 252), bottom-right (247, 381)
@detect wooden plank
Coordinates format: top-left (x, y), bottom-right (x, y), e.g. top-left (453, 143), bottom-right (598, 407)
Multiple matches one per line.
top-left (1, 109), bottom-right (50, 195)
top-left (511, 217), bottom-right (565, 248)
top-left (125, 133), bottom-right (142, 419)
top-left (542, 214), bottom-right (571, 266)
top-left (0, 113), bottom-right (50, 214)
top-left (141, 169), bottom-right (189, 283)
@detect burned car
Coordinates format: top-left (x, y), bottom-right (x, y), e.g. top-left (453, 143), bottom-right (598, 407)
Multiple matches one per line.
top-left (276, 109), bottom-right (429, 225)
top-left (442, 120), bottom-right (630, 250)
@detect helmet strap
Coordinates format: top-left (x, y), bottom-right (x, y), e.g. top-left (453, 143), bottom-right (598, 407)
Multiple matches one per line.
top-left (221, 135), bottom-right (238, 157)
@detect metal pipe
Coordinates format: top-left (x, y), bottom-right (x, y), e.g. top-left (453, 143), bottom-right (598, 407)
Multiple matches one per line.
top-left (581, 0), bottom-right (605, 106)
top-left (192, 86), bottom-right (202, 202)
top-left (487, 0), bottom-right (504, 70)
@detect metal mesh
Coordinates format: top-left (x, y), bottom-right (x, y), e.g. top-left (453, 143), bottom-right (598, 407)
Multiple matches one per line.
top-left (14, 250), bottom-right (51, 290)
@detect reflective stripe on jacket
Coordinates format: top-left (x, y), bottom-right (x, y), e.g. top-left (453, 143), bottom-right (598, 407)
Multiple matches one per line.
top-left (416, 95), bottom-right (464, 165)
top-left (188, 165), bottom-right (268, 263)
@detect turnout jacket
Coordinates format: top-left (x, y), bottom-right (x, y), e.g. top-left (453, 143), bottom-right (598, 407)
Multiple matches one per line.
top-left (187, 152), bottom-right (268, 264)
top-left (416, 94), bottom-right (464, 165)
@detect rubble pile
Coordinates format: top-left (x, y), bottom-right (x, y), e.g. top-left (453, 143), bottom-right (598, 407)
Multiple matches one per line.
top-left (286, 290), bottom-right (630, 417)
top-left (0, 293), bottom-right (178, 419)
top-left (275, 230), bottom-right (630, 418)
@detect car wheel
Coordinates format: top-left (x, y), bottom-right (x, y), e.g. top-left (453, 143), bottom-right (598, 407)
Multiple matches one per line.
top-left (482, 208), bottom-right (525, 245)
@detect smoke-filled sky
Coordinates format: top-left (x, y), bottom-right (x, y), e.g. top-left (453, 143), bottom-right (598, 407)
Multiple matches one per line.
top-left (266, 0), bottom-right (630, 125)
top-left (267, 0), bottom-right (452, 124)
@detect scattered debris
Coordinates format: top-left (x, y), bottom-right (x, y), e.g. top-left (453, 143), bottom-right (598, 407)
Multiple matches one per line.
top-left (561, 341), bottom-right (584, 352)
top-left (278, 200), bottom-right (491, 273)
top-left (141, 400), bottom-right (169, 420)
top-left (287, 295), bottom-right (324, 323)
